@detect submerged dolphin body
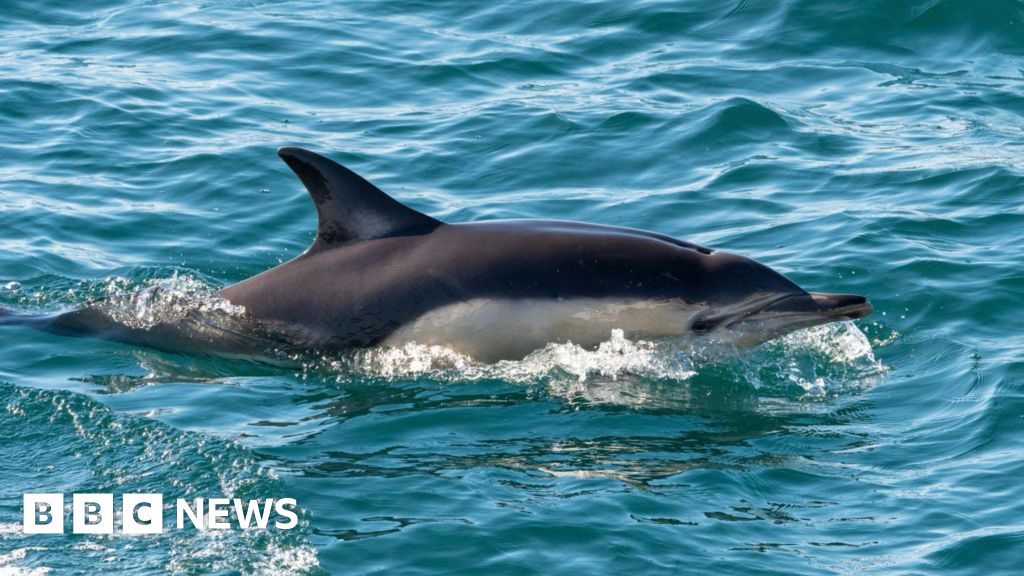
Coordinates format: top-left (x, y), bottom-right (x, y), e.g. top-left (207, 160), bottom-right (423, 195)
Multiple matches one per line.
top-left (1, 148), bottom-right (871, 362)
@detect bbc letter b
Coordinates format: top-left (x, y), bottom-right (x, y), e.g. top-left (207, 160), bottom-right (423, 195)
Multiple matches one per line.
top-left (23, 494), bottom-right (64, 534)
top-left (73, 493), bottom-right (113, 534)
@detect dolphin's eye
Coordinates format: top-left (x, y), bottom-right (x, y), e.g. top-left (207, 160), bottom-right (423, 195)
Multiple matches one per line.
top-left (691, 318), bottom-right (716, 334)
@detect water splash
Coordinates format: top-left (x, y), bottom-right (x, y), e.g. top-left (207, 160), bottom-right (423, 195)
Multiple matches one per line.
top-left (302, 322), bottom-right (885, 403)
top-left (493, 329), bottom-right (698, 383)
top-left (93, 273), bottom-right (245, 330)
top-left (3, 272), bottom-right (246, 332)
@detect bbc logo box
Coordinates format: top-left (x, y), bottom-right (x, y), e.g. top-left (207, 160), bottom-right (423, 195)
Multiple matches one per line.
top-left (23, 493), bottom-right (163, 535)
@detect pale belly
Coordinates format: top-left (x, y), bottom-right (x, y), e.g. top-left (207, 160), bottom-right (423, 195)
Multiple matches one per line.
top-left (382, 298), bottom-right (700, 362)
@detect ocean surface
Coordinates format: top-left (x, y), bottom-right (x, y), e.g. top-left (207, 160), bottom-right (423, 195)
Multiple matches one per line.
top-left (1, 0), bottom-right (1023, 574)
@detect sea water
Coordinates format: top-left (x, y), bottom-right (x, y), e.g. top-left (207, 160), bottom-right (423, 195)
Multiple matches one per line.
top-left (1, 1), bottom-right (1022, 573)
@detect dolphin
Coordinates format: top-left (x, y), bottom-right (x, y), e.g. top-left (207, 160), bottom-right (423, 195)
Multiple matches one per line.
top-left (0, 147), bottom-right (871, 362)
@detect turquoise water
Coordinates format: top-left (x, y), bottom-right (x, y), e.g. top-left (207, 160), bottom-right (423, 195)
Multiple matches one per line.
top-left (1, 0), bottom-right (1023, 573)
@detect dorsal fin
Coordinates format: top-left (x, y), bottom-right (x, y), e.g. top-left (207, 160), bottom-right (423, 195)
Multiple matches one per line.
top-left (278, 147), bottom-right (442, 250)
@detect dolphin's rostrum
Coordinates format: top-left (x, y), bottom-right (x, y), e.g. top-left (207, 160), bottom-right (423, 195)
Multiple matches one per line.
top-left (1, 148), bottom-right (871, 362)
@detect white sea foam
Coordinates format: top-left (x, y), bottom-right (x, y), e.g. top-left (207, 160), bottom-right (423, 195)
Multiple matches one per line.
top-left (95, 273), bottom-right (245, 330)
top-left (306, 321), bottom-right (884, 403)
top-left (0, 547), bottom-right (50, 576)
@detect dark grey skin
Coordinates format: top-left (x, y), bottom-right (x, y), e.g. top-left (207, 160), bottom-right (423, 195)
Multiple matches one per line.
top-left (0, 147), bottom-right (871, 362)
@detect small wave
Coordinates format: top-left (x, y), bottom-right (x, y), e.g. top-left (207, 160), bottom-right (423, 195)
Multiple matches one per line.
top-left (0, 546), bottom-right (50, 576)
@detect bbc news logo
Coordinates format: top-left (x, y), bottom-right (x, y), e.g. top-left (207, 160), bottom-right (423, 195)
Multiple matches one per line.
top-left (23, 493), bottom-right (298, 534)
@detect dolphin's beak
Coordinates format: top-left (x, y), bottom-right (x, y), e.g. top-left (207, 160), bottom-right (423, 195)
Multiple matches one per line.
top-left (722, 291), bottom-right (872, 346)
top-left (760, 292), bottom-right (873, 320)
